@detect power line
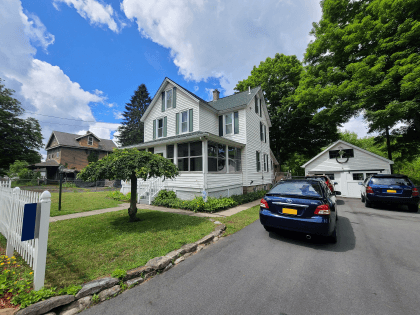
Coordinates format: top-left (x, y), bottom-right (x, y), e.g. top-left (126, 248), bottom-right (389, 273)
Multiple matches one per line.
top-left (36, 120), bottom-right (120, 129)
top-left (25, 112), bottom-right (98, 122)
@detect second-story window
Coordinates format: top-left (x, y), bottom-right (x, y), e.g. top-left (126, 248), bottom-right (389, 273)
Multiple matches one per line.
top-left (181, 110), bottom-right (188, 133)
top-left (88, 136), bottom-right (93, 145)
top-left (256, 151), bottom-right (261, 172)
top-left (225, 113), bottom-right (233, 134)
top-left (157, 118), bottom-right (164, 138)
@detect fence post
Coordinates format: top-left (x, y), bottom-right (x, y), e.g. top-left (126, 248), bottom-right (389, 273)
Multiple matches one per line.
top-left (33, 190), bottom-right (51, 290)
top-left (6, 187), bottom-right (20, 257)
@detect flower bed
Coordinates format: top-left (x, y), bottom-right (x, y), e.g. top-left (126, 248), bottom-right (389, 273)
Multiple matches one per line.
top-left (152, 190), bottom-right (267, 212)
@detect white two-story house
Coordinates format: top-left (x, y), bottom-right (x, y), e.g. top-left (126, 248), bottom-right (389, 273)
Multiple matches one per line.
top-left (121, 77), bottom-right (278, 202)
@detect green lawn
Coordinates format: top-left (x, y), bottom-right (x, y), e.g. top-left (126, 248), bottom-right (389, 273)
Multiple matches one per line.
top-left (49, 191), bottom-right (123, 217)
top-left (219, 205), bottom-right (260, 236)
top-left (44, 209), bottom-right (215, 288)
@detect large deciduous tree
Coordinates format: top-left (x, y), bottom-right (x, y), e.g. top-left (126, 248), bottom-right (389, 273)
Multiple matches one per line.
top-left (235, 53), bottom-right (339, 168)
top-left (78, 149), bottom-right (178, 222)
top-left (0, 79), bottom-right (42, 175)
top-left (298, 0), bottom-right (420, 161)
top-left (116, 84), bottom-right (152, 147)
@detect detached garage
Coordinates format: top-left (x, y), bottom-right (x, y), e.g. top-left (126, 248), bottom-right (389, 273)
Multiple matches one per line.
top-left (301, 140), bottom-right (394, 198)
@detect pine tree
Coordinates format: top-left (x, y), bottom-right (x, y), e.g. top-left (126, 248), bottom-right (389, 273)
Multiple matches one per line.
top-left (116, 84), bottom-right (152, 147)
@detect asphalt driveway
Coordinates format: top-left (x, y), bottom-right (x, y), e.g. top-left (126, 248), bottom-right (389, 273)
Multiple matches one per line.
top-left (81, 198), bottom-right (420, 315)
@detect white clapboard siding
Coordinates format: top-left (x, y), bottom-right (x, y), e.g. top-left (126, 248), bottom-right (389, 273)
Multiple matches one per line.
top-left (206, 173), bottom-right (243, 190)
top-left (144, 82), bottom-right (200, 142)
top-left (198, 106), bottom-right (219, 135)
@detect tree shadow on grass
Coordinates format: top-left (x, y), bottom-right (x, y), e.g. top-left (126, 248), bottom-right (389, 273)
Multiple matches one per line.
top-left (268, 216), bottom-right (356, 253)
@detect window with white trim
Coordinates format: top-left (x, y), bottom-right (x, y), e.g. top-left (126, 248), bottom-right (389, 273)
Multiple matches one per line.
top-left (56, 152), bottom-right (59, 158)
top-left (261, 124), bottom-right (266, 142)
top-left (256, 151), bottom-right (261, 172)
top-left (167, 145), bottom-right (174, 164)
top-left (165, 89), bottom-right (173, 110)
top-left (228, 146), bottom-right (241, 172)
top-left (156, 118), bottom-right (164, 138)
top-left (178, 141), bottom-right (202, 171)
top-left (208, 141), bottom-right (226, 173)
top-left (181, 110), bottom-right (189, 133)
top-left (225, 113), bottom-right (233, 135)
top-left (88, 136), bottom-right (93, 145)
top-left (263, 154), bottom-right (267, 172)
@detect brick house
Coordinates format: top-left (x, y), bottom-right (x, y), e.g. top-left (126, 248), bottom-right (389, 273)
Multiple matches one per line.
top-left (33, 131), bottom-right (117, 180)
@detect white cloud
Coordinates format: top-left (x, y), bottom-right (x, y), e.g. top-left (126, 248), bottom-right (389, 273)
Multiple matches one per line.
top-left (121, 0), bottom-right (322, 94)
top-left (340, 116), bottom-right (375, 138)
top-left (113, 110), bottom-right (124, 120)
top-left (194, 86), bottom-right (199, 92)
top-left (0, 0), bottom-right (119, 160)
top-left (53, 0), bottom-right (124, 33)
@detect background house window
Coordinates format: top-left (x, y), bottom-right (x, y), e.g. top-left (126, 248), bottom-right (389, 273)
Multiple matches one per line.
top-left (165, 89), bottom-right (173, 109)
top-left (208, 141), bottom-right (226, 173)
top-left (56, 152), bottom-right (59, 158)
top-left (167, 145), bottom-right (174, 164)
top-left (181, 111), bottom-right (188, 133)
top-left (88, 136), bottom-right (93, 145)
top-left (157, 118), bottom-right (163, 138)
top-left (228, 146), bottom-right (241, 172)
top-left (225, 113), bottom-right (233, 134)
top-left (178, 141), bottom-right (202, 171)
top-left (256, 151), bottom-right (261, 172)
top-left (329, 149), bottom-right (354, 159)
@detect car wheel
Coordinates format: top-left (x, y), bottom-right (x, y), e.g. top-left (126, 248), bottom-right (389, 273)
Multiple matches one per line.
top-left (408, 204), bottom-right (418, 213)
top-left (328, 228), bottom-right (337, 244)
top-left (361, 194), bottom-right (365, 202)
top-left (365, 197), bottom-right (372, 208)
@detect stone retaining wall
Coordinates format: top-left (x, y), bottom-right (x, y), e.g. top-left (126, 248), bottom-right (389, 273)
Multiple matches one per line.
top-left (14, 224), bottom-right (227, 315)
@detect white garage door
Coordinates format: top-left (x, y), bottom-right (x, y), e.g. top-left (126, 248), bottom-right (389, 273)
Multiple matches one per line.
top-left (344, 171), bottom-right (379, 198)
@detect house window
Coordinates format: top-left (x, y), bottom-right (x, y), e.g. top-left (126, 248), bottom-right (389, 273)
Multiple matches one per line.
top-left (260, 122), bottom-right (266, 142)
top-left (148, 147), bottom-right (154, 154)
top-left (353, 173), bottom-right (364, 180)
top-left (165, 89), bottom-right (173, 110)
top-left (271, 160), bottom-right (273, 171)
top-left (264, 125), bottom-right (267, 143)
top-left (181, 110), bottom-right (189, 133)
top-left (255, 97), bottom-right (259, 114)
top-left (228, 146), bottom-right (241, 172)
top-left (208, 141), bottom-right (226, 173)
top-left (263, 154), bottom-right (267, 172)
top-left (329, 149), bottom-right (354, 159)
top-left (256, 151), bottom-right (261, 172)
top-left (167, 145), bottom-right (174, 164)
top-left (157, 118), bottom-right (164, 138)
top-left (325, 173), bottom-right (335, 180)
top-left (225, 113), bottom-right (233, 135)
top-left (56, 152), bottom-right (59, 158)
top-left (88, 136), bottom-right (93, 145)
top-left (178, 141), bottom-right (202, 171)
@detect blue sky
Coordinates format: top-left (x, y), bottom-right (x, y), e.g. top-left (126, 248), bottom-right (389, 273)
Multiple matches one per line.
top-left (0, 0), bottom-right (369, 160)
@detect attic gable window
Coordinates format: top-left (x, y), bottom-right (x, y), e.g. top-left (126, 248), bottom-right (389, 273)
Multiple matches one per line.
top-left (165, 89), bottom-right (173, 109)
top-left (329, 149), bottom-right (354, 159)
top-left (88, 136), bottom-right (93, 145)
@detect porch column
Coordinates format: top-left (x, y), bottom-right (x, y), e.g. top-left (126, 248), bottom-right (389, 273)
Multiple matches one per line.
top-left (202, 139), bottom-right (207, 190)
top-left (174, 143), bottom-right (178, 166)
top-left (226, 144), bottom-right (229, 174)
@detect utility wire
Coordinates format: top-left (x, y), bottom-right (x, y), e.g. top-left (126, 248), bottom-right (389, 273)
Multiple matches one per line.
top-left (25, 111), bottom-right (99, 122)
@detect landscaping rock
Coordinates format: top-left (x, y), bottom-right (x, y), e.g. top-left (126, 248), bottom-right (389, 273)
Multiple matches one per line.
top-left (214, 221), bottom-right (222, 224)
top-left (195, 234), bottom-right (214, 245)
top-left (126, 277), bottom-right (144, 287)
top-left (124, 266), bottom-right (153, 281)
top-left (215, 224), bottom-right (226, 233)
top-left (16, 295), bottom-right (75, 315)
top-left (213, 237), bottom-right (219, 242)
top-left (98, 285), bottom-right (121, 302)
top-left (43, 313), bottom-right (56, 315)
top-left (174, 256), bottom-right (185, 264)
top-left (208, 219), bottom-right (215, 222)
top-left (75, 278), bottom-right (119, 299)
top-left (146, 256), bottom-right (172, 270)
top-left (58, 296), bottom-right (92, 315)
top-left (165, 249), bottom-right (183, 260)
top-left (143, 270), bottom-right (156, 280)
top-left (180, 243), bottom-right (197, 253)
top-left (183, 252), bottom-right (194, 259)
top-left (0, 309), bottom-right (19, 315)
top-left (163, 263), bottom-right (173, 272)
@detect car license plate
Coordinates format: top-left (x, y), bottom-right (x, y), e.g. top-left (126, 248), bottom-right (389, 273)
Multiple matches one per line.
top-left (282, 208), bottom-right (297, 215)
top-left (387, 190), bottom-right (397, 193)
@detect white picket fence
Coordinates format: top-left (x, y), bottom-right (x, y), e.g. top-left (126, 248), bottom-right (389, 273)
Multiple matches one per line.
top-left (0, 180), bottom-right (51, 290)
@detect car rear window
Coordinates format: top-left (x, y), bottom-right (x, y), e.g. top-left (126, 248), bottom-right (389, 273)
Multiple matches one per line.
top-left (269, 181), bottom-right (323, 197)
top-left (370, 177), bottom-right (411, 186)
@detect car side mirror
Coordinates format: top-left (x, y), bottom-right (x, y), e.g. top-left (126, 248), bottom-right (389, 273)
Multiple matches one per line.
top-left (358, 182), bottom-right (363, 185)
top-left (334, 182), bottom-right (338, 186)
top-left (335, 191), bottom-right (342, 196)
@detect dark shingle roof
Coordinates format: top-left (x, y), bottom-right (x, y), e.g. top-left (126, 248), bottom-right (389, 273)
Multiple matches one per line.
top-left (32, 160), bottom-right (59, 167)
top-left (208, 86), bottom-right (260, 111)
top-left (47, 131), bottom-right (117, 151)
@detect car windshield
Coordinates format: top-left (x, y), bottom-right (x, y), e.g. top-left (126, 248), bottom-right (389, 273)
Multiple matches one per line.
top-left (269, 181), bottom-right (322, 197)
top-left (370, 177), bottom-right (411, 186)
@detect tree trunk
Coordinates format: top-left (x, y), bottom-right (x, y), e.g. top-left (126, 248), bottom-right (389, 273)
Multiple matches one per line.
top-left (128, 172), bottom-right (140, 222)
top-left (385, 126), bottom-right (393, 174)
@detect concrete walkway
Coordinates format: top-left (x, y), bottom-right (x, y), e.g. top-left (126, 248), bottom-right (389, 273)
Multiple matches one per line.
top-left (49, 200), bottom-right (261, 222)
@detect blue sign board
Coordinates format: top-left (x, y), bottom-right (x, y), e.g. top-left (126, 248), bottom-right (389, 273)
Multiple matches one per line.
top-left (202, 190), bottom-right (208, 202)
top-left (21, 203), bottom-right (38, 242)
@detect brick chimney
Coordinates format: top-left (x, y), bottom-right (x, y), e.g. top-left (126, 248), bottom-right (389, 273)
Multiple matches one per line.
top-left (213, 89), bottom-right (220, 101)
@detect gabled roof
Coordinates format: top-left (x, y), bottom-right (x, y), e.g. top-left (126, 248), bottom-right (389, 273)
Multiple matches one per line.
top-left (208, 86), bottom-right (260, 111)
top-left (301, 140), bottom-right (394, 168)
top-left (75, 131), bottom-right (101, 141)
top-left (45, 131), bottom-right (117, 151)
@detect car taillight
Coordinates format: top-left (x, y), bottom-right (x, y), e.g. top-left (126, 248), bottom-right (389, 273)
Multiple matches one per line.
top-left (412, 188), bottom-right (419, 197)
top-left (260, 198), bottom-right (269, 209)
top-left (314, 204), bottom-right (330, 215)
top-left (366, 186), bottom-right (374, 194)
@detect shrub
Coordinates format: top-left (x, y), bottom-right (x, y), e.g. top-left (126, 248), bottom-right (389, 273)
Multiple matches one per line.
top-left (156, 190), bottom-right (177, 200)
top-left (107, 191), bottom-right (131, 202)
top-left (111, 269), bottom-right (127, 280)
top-left (62, 182), bottom-right (77, 188)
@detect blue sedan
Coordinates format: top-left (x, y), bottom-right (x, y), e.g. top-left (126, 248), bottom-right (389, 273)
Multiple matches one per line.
top-left (259, 179), bottom-right (341, 243)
